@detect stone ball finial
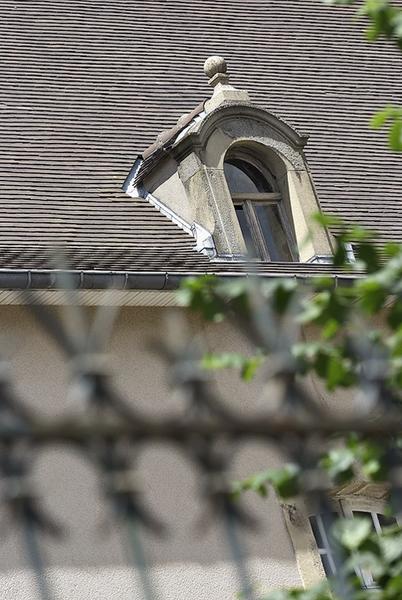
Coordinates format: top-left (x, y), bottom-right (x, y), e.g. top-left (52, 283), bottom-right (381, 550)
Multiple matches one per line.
top-left (204, 56), bottom-right (227, 81)
top-left (203, 55), bottom-right (250, 112)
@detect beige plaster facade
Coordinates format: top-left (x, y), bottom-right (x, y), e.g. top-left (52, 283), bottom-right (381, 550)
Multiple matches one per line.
top-left (0, 304), bottom-right (302, 599)
top-left (0, 301), bottom-right (391, 598)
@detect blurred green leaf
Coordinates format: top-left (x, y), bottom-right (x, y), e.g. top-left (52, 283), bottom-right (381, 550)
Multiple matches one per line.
top-left (334, 517), bottom-right (372, 551)
top-left (268, 464), bottom-right (301, 498)
top-left (241, 355), bottom-right (265, 381)
top-left (389, 119), bottom-right (402, 151)
top-left (312, 212), bottom-right (343, 228)
top-left (320, 447), bottom-right (355, 483)
top-left (201, 351), bottom-right (264, 381)
top-left (232, 464), bottom-right (300, 500)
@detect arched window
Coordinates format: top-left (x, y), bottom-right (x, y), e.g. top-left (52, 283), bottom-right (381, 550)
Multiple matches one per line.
top-left (224, 157), bottom-right (294, 261)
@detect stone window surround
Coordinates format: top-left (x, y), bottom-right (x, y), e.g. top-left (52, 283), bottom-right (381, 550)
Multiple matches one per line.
top-left (128, 101), bottom-right (334, 264)
top-left (171, 102), bottom-right (334, 263)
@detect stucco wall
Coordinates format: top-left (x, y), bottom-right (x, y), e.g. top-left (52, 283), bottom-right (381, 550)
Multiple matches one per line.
top-left (0, 306), bottom-right (302, 599)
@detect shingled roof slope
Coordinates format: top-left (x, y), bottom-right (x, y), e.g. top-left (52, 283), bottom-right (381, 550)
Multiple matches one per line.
top-left (1, 0), bottom-right (401, 273)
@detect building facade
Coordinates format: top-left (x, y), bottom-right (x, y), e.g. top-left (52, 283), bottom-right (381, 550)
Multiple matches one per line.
top-left (0, 0), bottom-right (401, 598)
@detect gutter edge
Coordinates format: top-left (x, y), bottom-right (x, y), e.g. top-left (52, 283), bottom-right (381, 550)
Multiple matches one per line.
top-left (0, 269), bottom-right (361, 292)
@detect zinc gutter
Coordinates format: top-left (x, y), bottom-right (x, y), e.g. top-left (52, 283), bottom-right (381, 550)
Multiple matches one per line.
top-left (0, 269), bottom-right (361, 291)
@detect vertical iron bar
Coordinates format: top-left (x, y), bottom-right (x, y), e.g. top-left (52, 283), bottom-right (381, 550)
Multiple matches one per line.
top-left (223, 504), bottom-right (255, 600)
top-left (124, 515), bottom-right (156, 600)
top-left (92, 439), bottom-right (157, 600)
top-left (385, 447), bottom-right (402, 521)
top-left (21, 516), bottom-right (54, 600)
top-left (286, 433), bottom-right (352, 600)
top-left (317, 494), bottom-right (353, 600)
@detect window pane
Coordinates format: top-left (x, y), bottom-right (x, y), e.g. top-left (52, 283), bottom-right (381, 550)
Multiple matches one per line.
top-left (225, 163), bottom-right (260, 194)
top-left (234, 205), bottom-right (258, 258)
top-left (351, 511), bottom-right (396, 533)
top-left (310, 513), bottom-right (339, 578)
top-left (309, 516), bottom-right (325, 549)
top-left (311, 510), bottom-right (396, 590)
top-left (351, 511), bottom-right (396, 588)
top-left (320, 553), bottom-right (337, 578)
top-left (254, 204), bottom-right (292, 261)
top-left (310, 513), bottom-right (337, 547)
top-left (359, 567), bottom-right (376, 589)
top-left (224, 159), bottom-right (273, 194)
top-left (378, 514), bottom-right (397, 529)
top-left (353, 511), bottom-right (374, 531)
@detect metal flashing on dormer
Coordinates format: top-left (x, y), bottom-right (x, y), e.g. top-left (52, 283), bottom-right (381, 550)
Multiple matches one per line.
top-left (124, 162), bottom-right (217, 259)
top-left (306, 255), bottom-right (333, 265)
top-left (142, 191), bottom-right (216, 258)
top-left (345, 243), bottom-right (356, 263)
top-left (210, 253), bottom-right (249, 262)
top-left (191, 223), bottom-right (216, 258)
top-left (306, 243), bottom-right (355, 265)
top-left (122, 156), bottom-right (143, 197)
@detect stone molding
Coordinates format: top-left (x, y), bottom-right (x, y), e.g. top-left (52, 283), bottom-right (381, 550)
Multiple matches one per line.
top-left (170, 102), bottom-right (332, 260)
top-left (126, 101), bottom-right (333, 262)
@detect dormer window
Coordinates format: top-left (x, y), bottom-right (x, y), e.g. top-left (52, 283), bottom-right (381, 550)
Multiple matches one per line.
top-left (127, 56), bottom-right (334, 264)
top-left (224, 157), bottom-right (294, 261)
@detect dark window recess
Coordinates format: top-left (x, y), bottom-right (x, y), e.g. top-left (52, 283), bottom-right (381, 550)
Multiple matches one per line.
top-left (254, 204), bottom-right (293, 261)
top-left (225, 160), bottom-right (272, 194)
top-left (234, 205), bottom-right (258, 258)
top-left (224, 158), bottom-right (294, 262)
top-left (378, 513), bottom-right (398, 528)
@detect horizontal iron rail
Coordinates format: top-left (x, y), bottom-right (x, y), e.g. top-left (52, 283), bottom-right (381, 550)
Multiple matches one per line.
top-left (2, 414), bottom-right (402, 444)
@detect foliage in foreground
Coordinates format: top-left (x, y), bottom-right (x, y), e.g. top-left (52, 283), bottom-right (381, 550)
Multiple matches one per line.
top-left (178, 226), bottom-right (402, 599)
top-left (180, 3), bottom-right (402, 597)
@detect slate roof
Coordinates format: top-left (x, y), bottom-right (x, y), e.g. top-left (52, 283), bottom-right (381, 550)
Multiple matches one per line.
top-left (1, 0), bottom-right (401, 275)
top-left (0, 244), bottom-right (352, 276)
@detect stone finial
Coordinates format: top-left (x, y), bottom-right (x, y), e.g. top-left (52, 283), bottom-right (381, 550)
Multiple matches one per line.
top-left (203, 55), bottom-right (250, 113)
top-left (204, 55), bottom-right (229, 87)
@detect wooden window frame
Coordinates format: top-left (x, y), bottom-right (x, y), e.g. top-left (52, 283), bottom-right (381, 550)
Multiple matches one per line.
top-left (233, 194), bottom-right (297, 261)
top-left (225, 152), bottom-right (298, 261)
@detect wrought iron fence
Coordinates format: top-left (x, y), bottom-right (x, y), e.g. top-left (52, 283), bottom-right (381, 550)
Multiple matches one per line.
top-left (0, 274), bottom-right (401, 600)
